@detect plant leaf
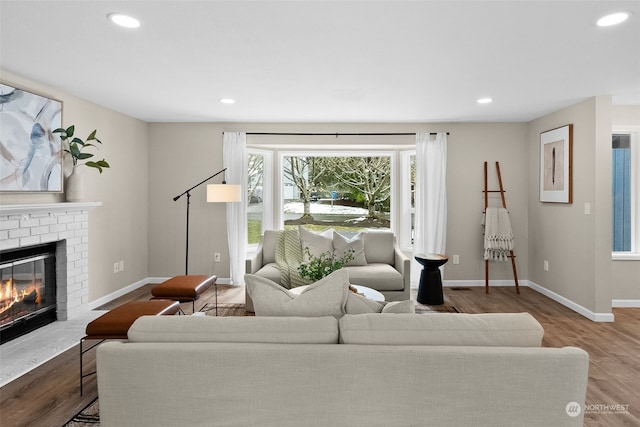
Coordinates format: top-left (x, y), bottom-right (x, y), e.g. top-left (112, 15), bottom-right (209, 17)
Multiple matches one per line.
top-left (76, 153), bottom-right (94, 160)
top-left (71, 137), bottom-right (85, 146)
top-left (69, 145), bottom-right (82, 157)
top-left (85, 161), bottom-right (105, 173)
top-left (87, 129), bottom-right (97, 140)
top-left (66, 125), bottom-right (75, 137)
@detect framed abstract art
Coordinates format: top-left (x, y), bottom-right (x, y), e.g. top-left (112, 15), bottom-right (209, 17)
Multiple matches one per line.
top-left (540, 124), bottom-right (573, 203)
top-left (0, 83), bottom-right (63, 192)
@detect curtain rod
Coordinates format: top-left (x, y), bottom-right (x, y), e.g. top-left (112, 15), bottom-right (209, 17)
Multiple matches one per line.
top-left (244, 132), bottom-right (449, 136)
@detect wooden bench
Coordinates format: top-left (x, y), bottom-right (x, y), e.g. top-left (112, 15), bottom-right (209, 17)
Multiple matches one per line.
top-left (80, 299), bottom-right (180, 395)
top-left (151, 275), bottom-right (217, 313)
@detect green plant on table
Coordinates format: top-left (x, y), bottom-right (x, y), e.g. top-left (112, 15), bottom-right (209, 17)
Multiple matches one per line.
top-left (298, 247), bottom-right (355, 282)
top-left (53, 125), bottom-right (110, 173)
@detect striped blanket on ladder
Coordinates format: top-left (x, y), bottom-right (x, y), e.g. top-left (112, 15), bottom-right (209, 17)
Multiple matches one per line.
top-left (482, 207), bottom-right (514, 261)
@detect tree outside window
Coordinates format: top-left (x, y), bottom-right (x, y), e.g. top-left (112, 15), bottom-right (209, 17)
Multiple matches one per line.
top-left (282, 155), bottom-right (391, 233)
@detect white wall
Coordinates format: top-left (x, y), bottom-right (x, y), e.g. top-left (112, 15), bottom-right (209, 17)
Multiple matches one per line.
top-left (526, 96), bottom-right (613, 317)
top-left (0, 70), bottom-right (150, 302)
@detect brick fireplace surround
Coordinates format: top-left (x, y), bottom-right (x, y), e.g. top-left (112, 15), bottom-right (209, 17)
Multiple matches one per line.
top-left (0, 203), bottom-right (101, 321)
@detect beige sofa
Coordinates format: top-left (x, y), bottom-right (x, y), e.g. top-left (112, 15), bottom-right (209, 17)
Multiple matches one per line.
top-left (245, 229), bottom-right (410, 311)
top-left (97, 313), bottom-right (589, 427)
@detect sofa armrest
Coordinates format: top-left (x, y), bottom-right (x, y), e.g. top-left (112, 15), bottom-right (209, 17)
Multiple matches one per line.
top-left (246, 242), bottom-right (264, 274)
top-left (393, 241), bottom-right (410, 291)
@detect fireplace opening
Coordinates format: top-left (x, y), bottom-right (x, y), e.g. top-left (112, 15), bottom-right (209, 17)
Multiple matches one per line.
top-left (0, 242), bottom-right (57, 344)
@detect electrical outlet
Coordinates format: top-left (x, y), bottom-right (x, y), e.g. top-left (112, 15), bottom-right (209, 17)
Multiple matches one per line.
top-left (113, 262), bottom-right (119, 274)
top-left (543, 260), bottom-right (549, 271)
top-left (214, 252), bottom-right (221, 262)
top-left (119, 260), bottom-right (124, 272)
top-left (452, 254), bottom-right (460, 265)
top-left (584, 202), bottom-right (591, 215)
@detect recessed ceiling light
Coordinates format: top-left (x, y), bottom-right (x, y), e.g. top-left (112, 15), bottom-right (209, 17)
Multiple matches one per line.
top-left (219, 98), bottom-right (236, 104)
top-left (477, 98), bottom-right (493, 104)
top-left (597, 12), bottom-right (630, 27)
top-left (108, 13), bottom-right (141, 28)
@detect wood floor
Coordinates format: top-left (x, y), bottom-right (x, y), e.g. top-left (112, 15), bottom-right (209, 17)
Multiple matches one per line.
top-left (0, 284), bottom-right (638, 427)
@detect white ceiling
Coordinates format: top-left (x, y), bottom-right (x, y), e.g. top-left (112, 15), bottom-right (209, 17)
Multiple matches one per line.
top-left (1, 0), bottom-right (639, 123)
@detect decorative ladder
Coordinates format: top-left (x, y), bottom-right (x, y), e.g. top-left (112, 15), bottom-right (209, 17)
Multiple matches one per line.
top-left (483, 161), bottom-right (520, 294)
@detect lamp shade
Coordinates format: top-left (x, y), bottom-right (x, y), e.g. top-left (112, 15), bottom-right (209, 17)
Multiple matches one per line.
top-left (207, 184), bottom-right (242, 203)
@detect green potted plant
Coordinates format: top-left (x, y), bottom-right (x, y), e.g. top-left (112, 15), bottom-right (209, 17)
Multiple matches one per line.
top-left (53, 125), bottom-right (110, 173)
top-left (53, 125), bottom-right (110, 201)
top-left (297, 247), bottom-right (355, 282)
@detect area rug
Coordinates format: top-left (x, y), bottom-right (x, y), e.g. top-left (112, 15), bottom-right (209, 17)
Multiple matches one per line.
top-left (415, 303), bottom-right (459, 314)
top-left (63, 398), bottom-right (99, 426)
top-left (204, 302), bottom-right (254, 316)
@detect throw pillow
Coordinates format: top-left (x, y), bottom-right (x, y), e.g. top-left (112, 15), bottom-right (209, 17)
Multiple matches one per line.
top-left (345, 291), bottom-right (384, 314)
top-left (344, 292), bottom-right (415, 314)
top-left (245, 269), bottom-right (349, 318)
top-left (299, 226), bottom-right (334, 261)
top-left (381, 300), bottom-right (416, 314)
top-left (333, 232), bottom-right (367, 266)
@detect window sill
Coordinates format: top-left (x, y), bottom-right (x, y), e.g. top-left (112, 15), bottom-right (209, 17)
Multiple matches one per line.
top-left (612, 253), bottom-right (640, 261)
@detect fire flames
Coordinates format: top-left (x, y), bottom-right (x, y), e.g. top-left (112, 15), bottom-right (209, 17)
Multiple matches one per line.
top-left (0, 279), bottom-right (41, 316)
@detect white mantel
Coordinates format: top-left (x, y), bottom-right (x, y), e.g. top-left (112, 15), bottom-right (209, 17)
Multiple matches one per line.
top-left (0, 202), bottom-right (101, 320)
top-left (0, 202), bottom-right (102, 217)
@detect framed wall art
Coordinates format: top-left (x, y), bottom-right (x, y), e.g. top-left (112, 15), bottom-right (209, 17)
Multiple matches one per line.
top-left (540, 124), bottom-right (573, 203)
top-left (0, 83), bottom-right (63, 192)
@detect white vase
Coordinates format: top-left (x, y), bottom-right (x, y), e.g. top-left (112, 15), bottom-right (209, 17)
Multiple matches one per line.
top-left (65, 166), bottom-right (84, 202)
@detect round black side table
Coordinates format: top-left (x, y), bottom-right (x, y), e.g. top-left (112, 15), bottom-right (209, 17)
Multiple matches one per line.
top-left (415, 253), bottom-right (449, 305)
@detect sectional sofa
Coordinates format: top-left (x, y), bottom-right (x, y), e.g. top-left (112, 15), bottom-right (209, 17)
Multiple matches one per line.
top-left (97, 313), bottom-right (589, 426)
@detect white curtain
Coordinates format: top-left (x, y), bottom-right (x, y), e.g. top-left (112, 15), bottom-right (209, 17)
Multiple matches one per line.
top-left (414, 132), bottom-right (448, 259)
top-left (223, 132), bottom-right (247, 284)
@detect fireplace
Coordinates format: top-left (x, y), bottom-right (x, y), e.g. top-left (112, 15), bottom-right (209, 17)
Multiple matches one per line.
top-left (1, 202), bottom-right (100, 343)
top-left (0, 243), bottom-right (57, 343)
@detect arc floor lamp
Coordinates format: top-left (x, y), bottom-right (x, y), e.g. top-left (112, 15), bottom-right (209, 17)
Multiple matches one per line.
top-left (173, 168), bottom-right (241, 275)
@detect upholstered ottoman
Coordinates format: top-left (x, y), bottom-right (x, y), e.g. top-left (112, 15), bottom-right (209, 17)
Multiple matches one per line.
top-left (151, 275), bottom-right (216, 313)
top-left (80, 299), bottom-right (180, 394)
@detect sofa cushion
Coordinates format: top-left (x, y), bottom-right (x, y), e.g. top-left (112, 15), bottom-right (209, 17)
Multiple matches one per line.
top-left (128, 315), bottom-right (339, 344)
top-left (361, 231), bottom-right (395, 264)
top-left (345, 292), bottom-right (415, 314)
top-left (333, 232), bottom-right (367, 266)
top-left (345, 264), bottom-right (404, 291)
top-left (254, 262), bottom-right (281, 284)
top-left (262, 230), bottom-right (280, 264)
top-left (245, 269), bottom-right (349, 317)
top-left (339, 313), bottom-right (544, 347)
top-left (299, 226), bottom-right (334, 260)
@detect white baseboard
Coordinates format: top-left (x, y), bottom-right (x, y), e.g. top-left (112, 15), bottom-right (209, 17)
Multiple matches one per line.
top-left (525, 281), bottom-right (615, 322)
top-left (88, 278), bottom-right (152, 310)
top-left (441, 279), bottom-right (615, 322)
top-left (443, 280), bottom-right (517, 287)
top-left (612, 299), bottom-right (640, 308)
top-left (88, 276), bottom-right (233, 309)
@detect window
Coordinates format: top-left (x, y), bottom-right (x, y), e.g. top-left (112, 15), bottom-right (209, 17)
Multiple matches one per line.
top-left (612, 132), bottom-right (639, 257)
top-left (247, 149), bottom-right (273, 246)
top-left (246, 135), bottom-right (416, 247)
top-left (247, 152), bottom-right (264, 245)
top-left (280, 153), bottom-right (392, 234)
top-left (399, 151), bottom-right (416, 250)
